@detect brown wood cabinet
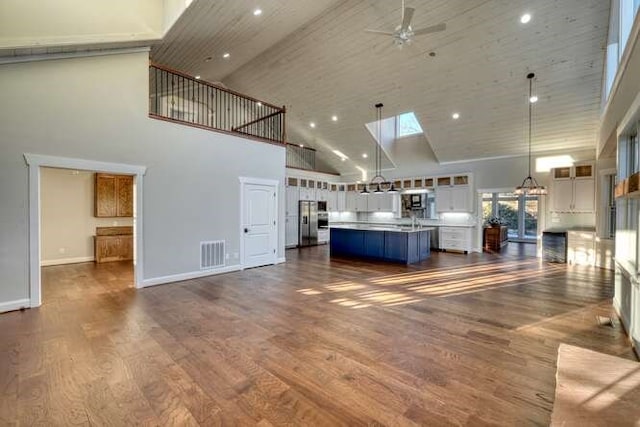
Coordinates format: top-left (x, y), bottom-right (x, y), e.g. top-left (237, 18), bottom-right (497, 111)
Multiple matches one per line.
top-left (95, 173), bottom-right (133, 217)
top-left (484, 226), bottom-right (508, 252)
top-left (95, 226), bottom-right (133, 263)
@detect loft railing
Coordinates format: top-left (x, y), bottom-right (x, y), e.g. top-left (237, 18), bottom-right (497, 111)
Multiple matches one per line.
top-left (149, 63), bottom-right (286, 145)
top-left (286, 143), bottom-right (316, 170)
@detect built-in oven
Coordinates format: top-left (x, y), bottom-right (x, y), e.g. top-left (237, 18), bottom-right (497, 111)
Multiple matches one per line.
top-left (317, 211), bottom-right (329, 229)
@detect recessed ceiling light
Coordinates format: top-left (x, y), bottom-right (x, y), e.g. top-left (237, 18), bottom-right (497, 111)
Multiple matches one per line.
top-left (529, 95), bottom-right (539, 103)
top-left (341, 158), bottom-right (346, 162)
top-left (331, 115), bottom-right (338, 122)
top-left (309, 122), bottom-right (316, 128)
top-left (520, 13), bottom-right (532, 24)
top-left (195, 75), bottom-right (201, 80)
top-left (362, 153), bottom-right (368, 158)
top-left (299, 144), bottom-right (304, 148)
top-left (256, 102), bottom-right (262, 107)
top-left (253, 8), bottom-right (262, 16)
top-left (223, 52), bottom-right (230, 59)
top-left (452, 112), bottom-right (460, 120)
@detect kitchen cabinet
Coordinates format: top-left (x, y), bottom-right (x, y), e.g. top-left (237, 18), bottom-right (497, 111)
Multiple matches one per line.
top-left (94, 226), bottom-right (133, 263)
top-left (369, 193), bottom-right (400, 214)
top-left (345, 191), bottom-right (357, 211)
top-left (356, 193), bottom-right (368, 212)
top-left (439, 226), bottom-right (472, 253)
top-left (95, 174), bottom-right (133, 217)
top-left (550, 164), bottom-right (595, 213)
top-left (285, 216), bottom-right (298, 248)
top-left (286, 185), bottom-right (299, 216)
top-left (337, 190), bottom-right (346, 212)
top-left (436, 186), bottom-right (470, 212)
top-left (567, 230), bottom-right (596, 266)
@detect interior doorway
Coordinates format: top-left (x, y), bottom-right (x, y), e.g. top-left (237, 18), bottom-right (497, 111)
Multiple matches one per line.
top-left (40, 167), bottom-right (136, 299)
top-left (24, 154), bottom-right (146, 308)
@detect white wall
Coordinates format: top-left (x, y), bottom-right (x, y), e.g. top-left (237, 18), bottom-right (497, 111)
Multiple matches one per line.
top-left (0, 0), bottom-right (166, 50)
top-left (0, 50), bottom-right (286, 306)
top-left (40, 168), bottom-right (134, 265)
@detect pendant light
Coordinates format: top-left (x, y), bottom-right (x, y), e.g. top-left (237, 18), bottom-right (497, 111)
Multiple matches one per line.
top-left (514, 73), bottom-right (547, 196)
top-left (362, 102), bottom-right (395, 194)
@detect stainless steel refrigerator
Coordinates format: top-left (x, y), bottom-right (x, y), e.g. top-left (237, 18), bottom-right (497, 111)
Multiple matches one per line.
top-left (299, 201), bottom-right (318, 247)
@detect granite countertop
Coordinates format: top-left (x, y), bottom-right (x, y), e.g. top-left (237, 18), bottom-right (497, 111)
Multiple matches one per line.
top-left (330, 224), bottom-right (436, 233)
top-left (331, 221), bottom-right (475, 228)
top-left (544, 226), bottom-right (596, 233)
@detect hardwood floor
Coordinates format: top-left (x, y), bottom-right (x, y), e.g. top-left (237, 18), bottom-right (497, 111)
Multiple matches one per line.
top-left (0, 248), bottom-right (635, 426)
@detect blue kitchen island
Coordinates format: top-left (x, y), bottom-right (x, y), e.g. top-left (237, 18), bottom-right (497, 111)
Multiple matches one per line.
top-left (330, 225), bottom-right (434, 264)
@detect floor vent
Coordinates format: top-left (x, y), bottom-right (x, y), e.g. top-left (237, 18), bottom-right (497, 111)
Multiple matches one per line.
top-left (201, 240), bottom-right (225, 269)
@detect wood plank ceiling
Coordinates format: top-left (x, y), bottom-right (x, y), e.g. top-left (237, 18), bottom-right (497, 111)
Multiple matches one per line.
top-left (154, 0), bottom-right (610, 175)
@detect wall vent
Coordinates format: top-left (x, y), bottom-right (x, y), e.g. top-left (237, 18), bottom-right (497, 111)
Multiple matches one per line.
top-left (200, 240), bottom-right (225, 269)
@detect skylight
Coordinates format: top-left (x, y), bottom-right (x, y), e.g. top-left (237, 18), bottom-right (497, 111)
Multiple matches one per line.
top-left (396, 112), bottom-right (423, 137)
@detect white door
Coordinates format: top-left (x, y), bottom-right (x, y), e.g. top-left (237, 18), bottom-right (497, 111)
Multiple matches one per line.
top-left (242, 181), bottom-right (277, 269)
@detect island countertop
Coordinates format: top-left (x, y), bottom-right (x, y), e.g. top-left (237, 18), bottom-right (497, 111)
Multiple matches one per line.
top-left (330, 224), bottom-right (437, 233)
top-left (330, 226), bottom-right (432, 264)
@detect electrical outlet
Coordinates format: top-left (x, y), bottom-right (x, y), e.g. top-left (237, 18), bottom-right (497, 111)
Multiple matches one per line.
top-left (225, 253), bottom-right (230, 260)
top-left (233, 252), bottom-right (239, 259)
top-left (58, 247), bottom-right (66, 254)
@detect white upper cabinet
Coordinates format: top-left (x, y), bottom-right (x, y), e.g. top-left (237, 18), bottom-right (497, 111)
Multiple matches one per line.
top-left (550, 164), bottom-right (595, 213)
top-left (435, 175), bottom-right (472, 213)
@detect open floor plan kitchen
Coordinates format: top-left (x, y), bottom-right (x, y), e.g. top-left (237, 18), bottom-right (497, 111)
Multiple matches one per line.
top-left (2, 0), bottom-right (640, 425)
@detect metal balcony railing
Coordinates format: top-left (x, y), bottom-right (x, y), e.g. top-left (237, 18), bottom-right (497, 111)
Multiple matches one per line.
top-left (286, 144), bottom-right (316, 170)
top-left (149, 63), bottom-right (286, 145)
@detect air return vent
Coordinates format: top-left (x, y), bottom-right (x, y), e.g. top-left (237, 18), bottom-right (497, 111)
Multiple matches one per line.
top-left (200, 240), bottom-right (225, 269)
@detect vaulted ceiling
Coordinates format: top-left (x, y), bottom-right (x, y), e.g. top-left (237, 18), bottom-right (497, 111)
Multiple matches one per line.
top-left (153, 0), bottom-right (610, 175)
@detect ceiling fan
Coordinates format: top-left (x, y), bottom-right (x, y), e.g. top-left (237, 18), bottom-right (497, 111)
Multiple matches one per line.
top-left (365, 0), bottom-right (446, 47)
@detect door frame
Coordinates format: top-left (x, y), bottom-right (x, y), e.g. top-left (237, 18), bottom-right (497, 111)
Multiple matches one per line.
top-left (239, 177), bottom-right (279, 269)
top-left (24, 153), bottom-right (147, 308)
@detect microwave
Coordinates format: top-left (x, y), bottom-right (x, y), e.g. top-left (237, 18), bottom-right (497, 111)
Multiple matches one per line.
top-left (410, 194), bottom-right (424, 208)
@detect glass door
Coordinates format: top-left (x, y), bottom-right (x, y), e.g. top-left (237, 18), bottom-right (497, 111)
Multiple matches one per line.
top-left (483, 191), bottom-right (539, 242)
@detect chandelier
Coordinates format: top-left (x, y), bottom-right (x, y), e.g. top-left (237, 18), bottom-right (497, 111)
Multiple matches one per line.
top-left (361, 103), bottom-right (398, 194)
top-left (514, 72), bottom-right (547, 196)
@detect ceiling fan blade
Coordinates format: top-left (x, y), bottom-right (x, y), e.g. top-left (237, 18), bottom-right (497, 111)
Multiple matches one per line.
top-left (412, 22), bottom-right (446, 36)
top-left (401, 7), bottom-right (415, 31)
top-left (364, 29), bottom-right (395, 36)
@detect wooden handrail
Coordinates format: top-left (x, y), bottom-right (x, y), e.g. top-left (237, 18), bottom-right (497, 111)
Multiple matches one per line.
top-left (149, 62), bottom-right (284, 112)
top-left (232, 110), bottom-right (283, 131)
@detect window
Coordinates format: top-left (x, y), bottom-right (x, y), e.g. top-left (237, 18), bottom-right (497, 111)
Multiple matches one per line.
top-left (605, 173), bottom-right (617, 239)
top-left (396, 112), bottom-right (423, 137)
top-left (483, 191), bottom-right (539, 241)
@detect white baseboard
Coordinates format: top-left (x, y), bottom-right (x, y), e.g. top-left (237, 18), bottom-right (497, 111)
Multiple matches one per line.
top-left (41, 256), bottom-right (94, 267)
top-left (276, 257), bottom-right (286, 264)
top-left (0, 298), bottom-right (30, 313)
top-left (141, 265), bottom-right (242, 288)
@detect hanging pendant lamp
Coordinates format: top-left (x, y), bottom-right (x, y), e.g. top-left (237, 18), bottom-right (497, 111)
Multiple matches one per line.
top-left (363, 102), bottom-right (394, 194)
top-left (515, 73), bottom-right (547, 196)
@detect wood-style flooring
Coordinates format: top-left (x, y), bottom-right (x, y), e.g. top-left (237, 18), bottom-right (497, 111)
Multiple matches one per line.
top-left (0, 245), bottom-right (635, 426)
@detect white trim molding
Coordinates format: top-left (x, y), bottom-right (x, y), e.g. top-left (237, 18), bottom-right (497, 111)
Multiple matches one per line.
top-left (0, 47), bottom-right (151, 66)
top-left (41, 257), bottom-right (95, 267)
top-left (0, 299), bottom-right (30, 314)
top-left (24, 153), bottom-right (147, 308)
top-left (141, 265), bottom-right (242, 288)
top-left (276, 257), bottom-right (286, 264)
